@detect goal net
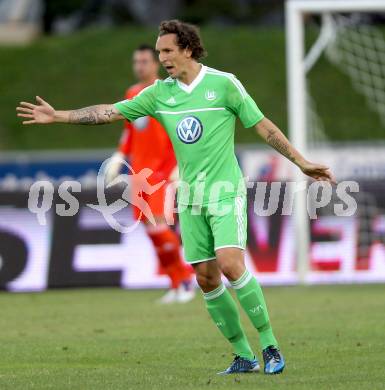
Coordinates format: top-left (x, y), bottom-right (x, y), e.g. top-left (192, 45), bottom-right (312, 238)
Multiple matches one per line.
top-left (285, 1), bottom-right (385, 283)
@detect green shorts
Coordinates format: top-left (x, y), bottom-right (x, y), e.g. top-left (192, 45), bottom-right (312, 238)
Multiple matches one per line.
top-left (178, 195), bottom-right (247, 264)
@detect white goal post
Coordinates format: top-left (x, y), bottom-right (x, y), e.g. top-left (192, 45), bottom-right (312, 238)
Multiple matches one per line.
top-left (285, 0), bottom-right (385, 284)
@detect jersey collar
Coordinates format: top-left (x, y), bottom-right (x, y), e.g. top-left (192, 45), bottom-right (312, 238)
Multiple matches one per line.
top-left (176, 64), bottom-right (206, 94)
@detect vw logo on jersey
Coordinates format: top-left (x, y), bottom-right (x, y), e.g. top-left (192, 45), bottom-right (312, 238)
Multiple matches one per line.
top-left (176, 116), bottom-right (203, 144)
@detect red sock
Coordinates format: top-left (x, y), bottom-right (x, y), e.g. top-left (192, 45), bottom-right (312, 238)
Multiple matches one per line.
top-left (147, 226), bottom-right (193, 289)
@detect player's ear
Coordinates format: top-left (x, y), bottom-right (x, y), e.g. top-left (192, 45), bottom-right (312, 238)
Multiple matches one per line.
top-left (184, 47), bottom-right (193, 59)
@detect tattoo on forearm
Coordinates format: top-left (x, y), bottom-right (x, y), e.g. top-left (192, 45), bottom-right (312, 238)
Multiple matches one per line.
top-left (69, 106), bottom-right (114, 125)
top-left (104, 109), bottom-right (114, 118)
top-left (266, 129), bottom-right (295, 162)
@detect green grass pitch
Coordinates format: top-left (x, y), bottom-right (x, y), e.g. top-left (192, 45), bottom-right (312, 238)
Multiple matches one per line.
top-left (0, 285), bottom-right (384, 389)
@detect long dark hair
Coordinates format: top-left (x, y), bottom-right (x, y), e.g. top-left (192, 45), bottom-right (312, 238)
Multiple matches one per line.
top-left (158, 19), bottom-right (207, 61)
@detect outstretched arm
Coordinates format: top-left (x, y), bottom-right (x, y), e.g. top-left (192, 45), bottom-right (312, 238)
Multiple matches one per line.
top-left (256, 117), bottom-right (336, 183)
top-left (16, 96), bottom-right (124, 125)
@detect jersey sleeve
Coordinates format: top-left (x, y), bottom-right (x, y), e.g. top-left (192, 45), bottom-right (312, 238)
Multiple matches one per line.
top-left (225, 75), bottom-right (264, 128)
top-left (114, 82), bottom-right (157, 121)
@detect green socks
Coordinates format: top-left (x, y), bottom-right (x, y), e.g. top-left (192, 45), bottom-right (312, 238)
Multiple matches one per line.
top-left (203, 271), bottom-right (278, 355)
top-left (230, 269), bottom-right (278, 349)
top-left (203, 284), bottom-right (254, 360)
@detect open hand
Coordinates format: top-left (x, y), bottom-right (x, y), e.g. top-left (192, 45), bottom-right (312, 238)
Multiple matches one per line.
top-left (16, 96), bottom-right (55, 124)
top-left (300, 161), bottom-right (336, 184)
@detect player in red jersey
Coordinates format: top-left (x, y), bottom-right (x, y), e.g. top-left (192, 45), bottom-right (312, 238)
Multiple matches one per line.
top-left (105, 44), bottom-right (195, 303)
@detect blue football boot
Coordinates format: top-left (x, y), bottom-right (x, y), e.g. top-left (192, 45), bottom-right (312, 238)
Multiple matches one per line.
top-left (262, 346), bottom-right (285, 374)
top-left (218, 355), bottom-right (260, 375)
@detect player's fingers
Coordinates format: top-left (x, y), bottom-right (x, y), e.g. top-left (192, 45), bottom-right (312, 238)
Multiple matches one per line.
top-left (329, 175), bottom-right (337, 185)
top-left (320, 175), bottom-right (336, 185)
top-left (19, 101), bottom-right (36, 109)
top-left (310, 166), bottom-right (329, 176)
top-left (329, 170), bottom-right (337, 183)
top-left (16, 106), bottom-right (33, 114)
top-left (316, 168), bottom-right (329, 175)
top-left (17, 113), bottom-right (34, 118)
top-left (322, 170), bottom-right (336, 185)
top-left (313, 164), bottom-right (329, 171)
top-left (310, 173), bottom-right (330, 182)
top-left (22, 119), bottom-right (36, 125)
top-left (36, 95), bottom-right (47, 105)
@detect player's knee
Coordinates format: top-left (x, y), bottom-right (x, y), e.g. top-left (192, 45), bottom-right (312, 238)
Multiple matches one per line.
top-left (219, 264), bottom-right (237, 280)
top-left (195, 273), bottom-right (221, 291)
top-left (218, 259), bottom-right (245, 281)
top-left (216, 248), bottom-right (245, 281)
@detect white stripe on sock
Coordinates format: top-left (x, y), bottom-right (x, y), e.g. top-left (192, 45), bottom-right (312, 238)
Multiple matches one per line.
top-left (231, 270), bottom-right (253, 290)
top-left (203, 284), bottom-right (226, 300)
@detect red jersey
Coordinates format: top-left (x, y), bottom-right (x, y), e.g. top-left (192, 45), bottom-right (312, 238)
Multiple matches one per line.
top-left (119, 82), bottom-right (176, 182)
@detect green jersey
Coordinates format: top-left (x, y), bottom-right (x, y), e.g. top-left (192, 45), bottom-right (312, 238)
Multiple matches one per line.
top-left (114, 65), bottom-right (264, 205)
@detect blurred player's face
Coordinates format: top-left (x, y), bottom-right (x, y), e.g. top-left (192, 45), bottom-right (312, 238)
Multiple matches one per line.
top-left (133, 50), bottom-right (159, 83)
top-left (156, 34), bottom-right (193, 79)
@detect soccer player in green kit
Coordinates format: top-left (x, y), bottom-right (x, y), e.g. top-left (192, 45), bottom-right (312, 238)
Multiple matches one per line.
top-left (17, 20), bottom-right (335, 375)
